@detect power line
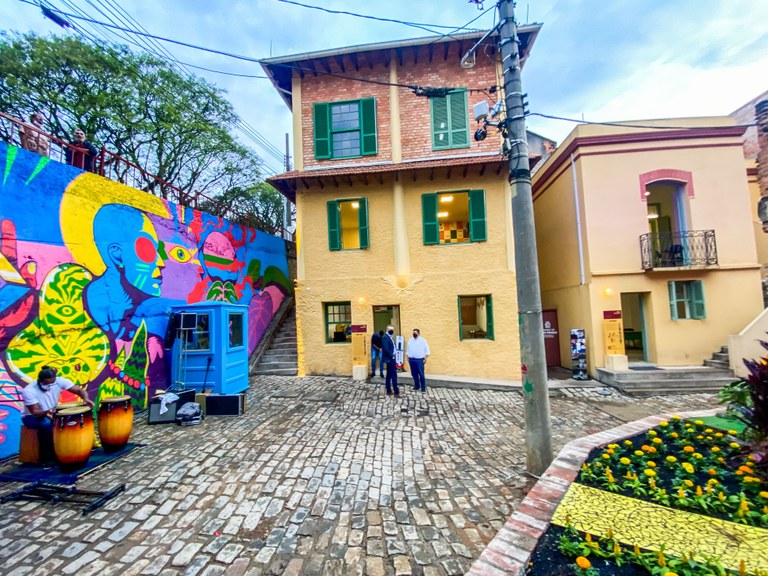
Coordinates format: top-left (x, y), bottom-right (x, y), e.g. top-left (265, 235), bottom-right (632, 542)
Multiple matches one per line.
top-left (527, 112), bottom-right (759, 131)
top-left (274, 0), bottom-right (479, 35)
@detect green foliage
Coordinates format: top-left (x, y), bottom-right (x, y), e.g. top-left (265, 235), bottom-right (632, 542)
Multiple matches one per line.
top-left (0, 32), bottom-right (264, 199)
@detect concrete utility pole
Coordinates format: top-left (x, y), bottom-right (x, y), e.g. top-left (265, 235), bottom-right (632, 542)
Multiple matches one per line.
top-left (497, 0), bottom-right (553, 474)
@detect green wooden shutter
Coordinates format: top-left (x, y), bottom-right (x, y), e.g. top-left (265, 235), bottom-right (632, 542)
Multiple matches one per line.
top-left (360, 98), bottom-right (377, 156)
top-left (431, 96), bottom-right (449, 150)
top-left (449, 90), bottom-right (469, 148)
top-left (327, 201), bottom-right (341, 251)
top-left (485, 295), bottom-right (494, 340)
top-left (457, 296), bottom-right (464, 341)
top-left (314, 103), bottom-right (331, 159)
top-left (468, 189), bottom-right (487, 242)
top-left (691, 280), bottom-right (706, 319)
top-left (422, 193), bottom-right (439, 245)
top-left (668, 281), bottom-right (678, 320)
top-left (358, 197), bottom-right (369, 249)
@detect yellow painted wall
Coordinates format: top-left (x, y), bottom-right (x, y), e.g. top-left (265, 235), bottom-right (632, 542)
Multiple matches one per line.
top-left (294, 175), bottom-right (522, 380)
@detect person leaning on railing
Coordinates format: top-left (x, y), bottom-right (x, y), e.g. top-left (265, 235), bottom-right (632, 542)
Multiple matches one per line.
top-left (18, 112), bottom-right (50, 157)
top-left (65, 128), bottom-right (98, 172)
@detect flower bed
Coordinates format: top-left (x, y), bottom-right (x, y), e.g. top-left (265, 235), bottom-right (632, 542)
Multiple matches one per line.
top-left (524, 416), bottom-right (768, 576)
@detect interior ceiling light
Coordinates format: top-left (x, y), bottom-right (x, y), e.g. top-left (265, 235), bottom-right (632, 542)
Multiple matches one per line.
top-left (351, 202), bottom-right (359, 209)
top-left (647, 213), bottom-right (659, 219)
top-left (440, 195), bottom-right (453, 203)
top-left (437, 211), bottom-right (449, 218)
top-left (644, 191), bottom-right (651, 196)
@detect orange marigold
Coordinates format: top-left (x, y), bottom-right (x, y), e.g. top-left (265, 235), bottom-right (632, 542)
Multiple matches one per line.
top-left (575, 556), bottom-right (591, 570)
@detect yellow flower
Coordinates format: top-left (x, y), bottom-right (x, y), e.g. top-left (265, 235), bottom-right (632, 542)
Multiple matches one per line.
top-left (694, 420), bottom-right (703, 426)
top-left (652, 438), bottom-right (663, 445)
top-left (684, 479), bottom-right (694, 487)
top-left (693, 453), bottom-right (703, 460)
top-left (678, 487), bottom-right (686, 498)
top-left (582, 463), bottom-right (589, 471)
top-left (683, 446), bottom-right (695, 453)
top-left (744, 460), bottom-right (755, 468)
top-left (608, 443), bottom-right (619, 449)
top-left (576, 556), bottom-right (591, 570)
top-left (649, 477), bottom-right (657, 489)
top-left (672, 415), bottom-right (681, 420)
top-left (659, 421), bottom-right (669, 427)
top-left (715, 432), bottom-right (723, 438)
top-left (727, 429), bottom-right (738, 435)
top-left (740, 559), bottom-right (747, 576)
top-left (602, 453), bottom-right (610, 460)
top-left (644, 469), bottom-right (656, 477)
top-left (624, 440), bottom-right (633, 446)
top-left (647, 461), bottom-right (657, 468)
top-left (682, 463), bottom-right (695, 474)
top-left (711, 446), bottom-right (721, 453)
top-left (707, 478), bottom-right (719, 486)
top-left (759, 491), bottom-right (768, 499)
top-left (620, 457), bottom-right (631, 465)
top-left (657, 550), bottom-right (666, 567)
top-left (696, 485), bottom-right (703, 496)
top-left (705, 428), bottom-right (714, 434)
top-left (717, 456), bottom-right (725, 463)
top-left (613, 541), bottom-right (621, 555)
top-left (718, 492), bottom-right (726, 502)
top-left (634, 450), bottom-right (644, 457)
top-left (648, 430), bottom-right (658, 437)
top-left (670, 432), bottom-right (679, 438)
top-left (666, 456), bottom-right (678, 463)
top-left (634, 543), bottom-right (641, 555)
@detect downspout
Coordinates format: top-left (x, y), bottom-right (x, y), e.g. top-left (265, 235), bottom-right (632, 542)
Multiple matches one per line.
top-left (571, 153), bottom-right (585, 285)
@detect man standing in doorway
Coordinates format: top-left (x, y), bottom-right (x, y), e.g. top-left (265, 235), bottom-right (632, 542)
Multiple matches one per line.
top-left (406, 328), bottom-right (430, 393)
top-left (381, 324), bottom-right (399, 396)
top-left (370, 330), bottom-right (384, 378)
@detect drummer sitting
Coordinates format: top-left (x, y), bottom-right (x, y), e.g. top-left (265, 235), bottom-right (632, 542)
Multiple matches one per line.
top-left (21, 366), bottom-right (94, 464)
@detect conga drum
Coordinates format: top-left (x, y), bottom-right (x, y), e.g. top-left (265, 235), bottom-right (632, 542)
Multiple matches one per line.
top-left (53, 406), bottom-right (94, 470)
top-left (98, 395), bottom-right (133, 452)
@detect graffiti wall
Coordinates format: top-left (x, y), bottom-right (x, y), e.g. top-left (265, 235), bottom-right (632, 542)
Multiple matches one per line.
top-left (0, 143), bottom-right (290, 457)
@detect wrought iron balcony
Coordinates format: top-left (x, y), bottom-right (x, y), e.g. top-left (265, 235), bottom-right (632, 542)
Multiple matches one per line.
top-left (640, 230), bottom-right (718, 270)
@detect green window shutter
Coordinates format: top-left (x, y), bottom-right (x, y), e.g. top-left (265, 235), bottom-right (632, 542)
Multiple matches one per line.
top-left (449, 90), bottom-right (469, 148)
top-left (327, 201), bottom-right (341, 251)
top-left (691, 280), bottom-right (706, 319)
top-left (422, 193), bottom-right (439, 245)
top-left (469, 189), bottom-right (487, 242)
top-left (358, 197), bottom-right (369, 249)
top-left (485, 295), bottom-right (494, 340)
top-left (360, 98), bottom-right (377, 156)
top-left (457, 297), bottom-right (464, 341)
top-left (668, 281), bottom-right (678, 320)
top-left (314, 103), bottom-right (331, 159)
top-left (431, 96), bottom-right (449, 150)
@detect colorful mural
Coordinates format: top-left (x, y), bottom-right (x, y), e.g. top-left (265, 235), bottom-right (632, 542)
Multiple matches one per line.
top-left (0, 143), bottom-right (290, 458)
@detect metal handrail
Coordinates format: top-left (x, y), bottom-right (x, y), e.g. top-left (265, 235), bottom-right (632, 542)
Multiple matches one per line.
top-left (0, 111), bottom-right (294, 240)
top-left (639, 230), bottom-right (718, 269)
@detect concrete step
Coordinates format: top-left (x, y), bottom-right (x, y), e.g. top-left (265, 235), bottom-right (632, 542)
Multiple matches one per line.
top-left (253, 367), bottom-right (298, 376)
top-left (272, 335), bottom-right (297, 343)
top-left (256, 360), bottom-right (297, 370)
top-left (614, 381), bottom-right (732, 397)
top-left (596, 367), bottom-right (733, 384)
top-left (712, 352), bottom-right (729, 363)
top-left (703, 359), bottom-right (729, 370)
top-left (262, 351), bottom-right (298, 361)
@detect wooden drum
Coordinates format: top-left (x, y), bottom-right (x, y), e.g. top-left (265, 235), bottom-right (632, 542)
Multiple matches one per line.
top-left (98, 395), bottom-right (133, 452)
top-left (53, 406), bottom-right (94, 470)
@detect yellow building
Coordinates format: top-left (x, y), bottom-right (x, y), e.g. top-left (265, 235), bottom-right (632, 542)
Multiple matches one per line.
top-left (263, 29), bottom-right (547, 381)
top-left (531, 117), bottom-right (764, 375)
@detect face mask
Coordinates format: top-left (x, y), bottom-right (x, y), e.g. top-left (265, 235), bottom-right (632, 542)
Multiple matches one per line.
top-left (413, 333), bottom-right (418, 338)
top-left (387, 330), bottom-right (394, 335)
top-left (38, 381), bottom-right (53, 392)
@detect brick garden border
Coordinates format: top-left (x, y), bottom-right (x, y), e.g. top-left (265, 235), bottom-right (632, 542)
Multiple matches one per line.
top-left (466, 408), bottom-right (721, 576)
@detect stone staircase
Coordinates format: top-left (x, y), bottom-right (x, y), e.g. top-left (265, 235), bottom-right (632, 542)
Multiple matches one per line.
top-left (595, 347), bottom-right (736, 396)
top-left (252, 308), bottom-right (298, 376)
top-left (703, 345), bottom-right (730, 370)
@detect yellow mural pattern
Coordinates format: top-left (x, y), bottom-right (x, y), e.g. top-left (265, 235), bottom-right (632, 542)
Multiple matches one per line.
top-left (552, 483), bottom-right (768, 571)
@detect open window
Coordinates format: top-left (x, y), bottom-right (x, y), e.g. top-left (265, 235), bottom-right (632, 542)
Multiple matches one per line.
top-left (422, 190), bottom-right (486, 245)
top-left (327, 198), bottom-right (369, 251)
top-left (458, 295), bottom-right (494, 340)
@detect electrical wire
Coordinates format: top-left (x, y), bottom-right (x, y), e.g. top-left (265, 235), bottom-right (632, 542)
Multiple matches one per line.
top-left (274, 0), bottom-right (479, 35)
top-left (527, 112), bottom-right (758, 131)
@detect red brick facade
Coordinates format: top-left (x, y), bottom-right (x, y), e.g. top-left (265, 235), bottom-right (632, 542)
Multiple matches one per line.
top-left (298, 41), bottom-right (502, 169)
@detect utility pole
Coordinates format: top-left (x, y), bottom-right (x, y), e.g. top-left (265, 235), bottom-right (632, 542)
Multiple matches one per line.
top-left (497, 0), bottom-right (553, 474)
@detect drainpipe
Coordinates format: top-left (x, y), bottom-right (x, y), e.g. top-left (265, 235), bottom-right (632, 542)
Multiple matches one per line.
top-left (571, 153), bottom-right (585, 285)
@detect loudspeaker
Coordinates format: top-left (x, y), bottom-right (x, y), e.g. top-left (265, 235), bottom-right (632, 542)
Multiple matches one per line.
top-left (180, 312), bottom-right (197, 330)
top-left (147, 389), bottom-right (197, 424)
top-left (205, 393), bottom-right (245, 416)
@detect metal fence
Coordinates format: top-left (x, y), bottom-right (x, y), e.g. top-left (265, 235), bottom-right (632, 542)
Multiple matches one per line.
top-left (640, 230), bottom-right (718, 269)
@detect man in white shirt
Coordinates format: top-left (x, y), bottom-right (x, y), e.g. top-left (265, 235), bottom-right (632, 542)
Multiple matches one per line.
top-left (406, 328), bottom-right (430, 393)
top-left (22, 366), bottom-right (94, 463)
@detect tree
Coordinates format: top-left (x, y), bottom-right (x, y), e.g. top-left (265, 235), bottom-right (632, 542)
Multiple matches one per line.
top-left (200, 183), bottom-right (287, 235)
top-left (0, 32), bottom-right (270, 208)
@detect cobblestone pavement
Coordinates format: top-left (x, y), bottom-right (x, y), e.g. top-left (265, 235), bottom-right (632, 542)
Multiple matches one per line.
top-left (0, 376), bottom-right (719, 576)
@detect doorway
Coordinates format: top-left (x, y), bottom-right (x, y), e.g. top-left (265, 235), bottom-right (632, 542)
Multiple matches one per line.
top-left (620, 292), bottom-right (648, 362)
top-left (373, 305), bottom-right (401, 337)
top-left (542, 310), bottom-right (561, 367)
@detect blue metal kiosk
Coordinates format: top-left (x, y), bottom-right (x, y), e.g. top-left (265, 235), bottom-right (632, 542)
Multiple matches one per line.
top-left (169, 302), bottom-right (249, 394)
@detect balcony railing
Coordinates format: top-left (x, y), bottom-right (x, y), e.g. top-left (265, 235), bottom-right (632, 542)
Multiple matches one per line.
top-left (0, 111), bottom-right (294, 241)
top-left (639, 230), bottom-right (718, 270)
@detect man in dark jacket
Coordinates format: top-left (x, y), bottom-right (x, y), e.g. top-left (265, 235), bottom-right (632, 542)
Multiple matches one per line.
top-left (370, 330), bottom-right (384, 378)
top-left (381, 325), bottom-right (399, 396)
top-left (65, 128), bottom-right (98, 172)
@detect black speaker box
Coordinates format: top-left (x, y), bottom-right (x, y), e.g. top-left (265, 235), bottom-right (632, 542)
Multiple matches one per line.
top-left (205, 393), bottom-right (245, 416)
top-left (147, 389), bottom-right (197, 424)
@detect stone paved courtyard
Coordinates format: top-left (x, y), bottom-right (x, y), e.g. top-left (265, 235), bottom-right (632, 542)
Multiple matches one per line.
top-left (0, 376), bottom-right (719, 576)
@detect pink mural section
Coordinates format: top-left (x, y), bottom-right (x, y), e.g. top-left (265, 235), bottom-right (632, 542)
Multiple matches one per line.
top-left (0, 143), bottom-right (290, 458)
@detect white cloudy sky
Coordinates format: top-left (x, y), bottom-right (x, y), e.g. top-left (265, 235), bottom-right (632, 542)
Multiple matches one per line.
top-left (4, 0), bottom-right (768, 175)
